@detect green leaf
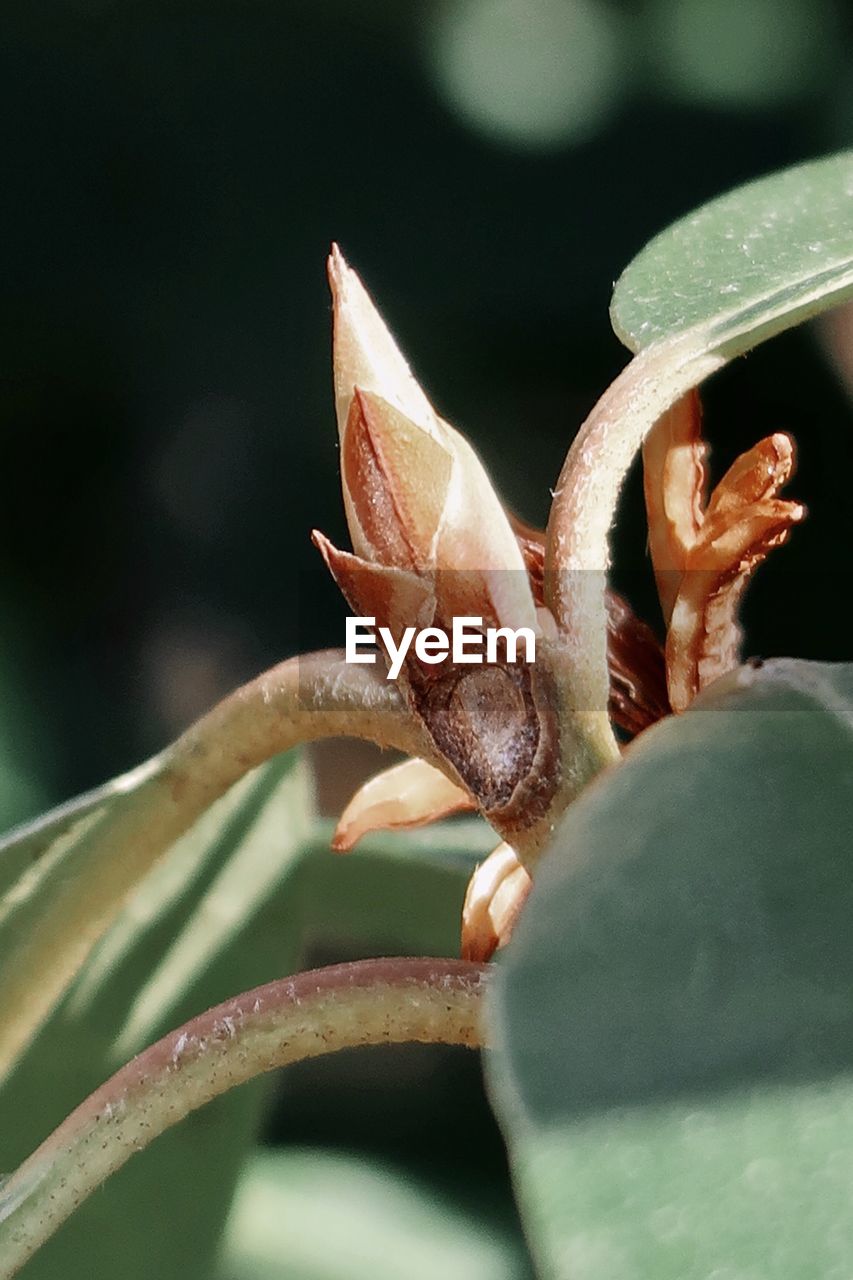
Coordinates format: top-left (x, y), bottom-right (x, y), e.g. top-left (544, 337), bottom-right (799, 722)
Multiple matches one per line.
top-left (0, 652), bottom-right (425, 1078)
top-left (0, 642), bottom-right (49, 834)
top-left (0, 747), bottom-right (487, 1280)
top-left (0, 749), bottom-right (179, 1074)
top-left (298, 816), bottom-right (493, 959)
top-left (0, 755), bottom-right (163, 907)
top-left (611, 150), bottom-right (853, 353)
top-left (487, 660), bottom-right (853, 1280)
top-left (0, 754), bottom-right (312, 1280)
top-left (221, 1147), bottom-right (529, 1280)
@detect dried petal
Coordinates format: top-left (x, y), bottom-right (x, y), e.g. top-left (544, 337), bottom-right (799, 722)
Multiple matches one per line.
top-left (509, 512), bottom-right (548, 604)
top-left (461, 842), bottom-right (532, 962)
top-left (605, 590), bottom-right (671, 736)
top-left (642, 389), bottom-right (707, 624)
top-left (643, 387), bottom-right (805, 714)
top-left (666, 494), bottom-right (805, 712)
top-left (703, 432), bottom-right (796, 525)
top-left (331, 758), bottom-right (474, 852)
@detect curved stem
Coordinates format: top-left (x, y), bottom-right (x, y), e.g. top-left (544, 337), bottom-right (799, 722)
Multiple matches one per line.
top-left (0, 651), bottom-right (436, 1080)
top-left (168, 648), bottom-right (431, 806)
top-left (544, 337), bottom-right (724, 777)
top-left (0, 957), bottom-right (488, 1280)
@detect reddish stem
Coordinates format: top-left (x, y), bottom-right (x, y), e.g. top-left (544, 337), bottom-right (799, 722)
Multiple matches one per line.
top-left (0, 957), bottom-right (489, 1279)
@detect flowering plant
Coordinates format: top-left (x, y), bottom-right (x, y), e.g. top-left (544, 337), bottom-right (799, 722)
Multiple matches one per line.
top-left (1, 153), bottom-right (853, 1280)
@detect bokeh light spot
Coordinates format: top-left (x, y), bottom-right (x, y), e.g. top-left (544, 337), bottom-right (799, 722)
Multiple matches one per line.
top-left (647, 0), bottom-right (837, 109)
top-left (427, 0), bottom-right (623, 150)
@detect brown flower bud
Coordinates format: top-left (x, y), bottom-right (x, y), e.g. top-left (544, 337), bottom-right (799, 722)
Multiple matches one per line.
top-left (327, 247), bottom-right (537, 635)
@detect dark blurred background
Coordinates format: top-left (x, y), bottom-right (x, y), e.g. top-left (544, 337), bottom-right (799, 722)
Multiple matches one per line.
top-left (2, 2), bottom-right (853, 1272)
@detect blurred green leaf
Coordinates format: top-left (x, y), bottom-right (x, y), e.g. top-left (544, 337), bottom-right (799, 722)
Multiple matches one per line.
top-left (487, 660), bottom-right (853, 1279)
top-left (0, 747), bottom-right (489, 1280)
top-left (0, 748), bottom-right (176, 1075)
top-left (611, 150), bottom-right (853, 354)
top-left (220, 1147), bottom-right (528, 1280)
top-left (0, 643), bottom-right (50, 835)
top-left (0, 755), bottom-right (163, 907)
top-left (0, 754), bottom-right (310, 1280)
top-left (298, 816), bottom-right (493, 959)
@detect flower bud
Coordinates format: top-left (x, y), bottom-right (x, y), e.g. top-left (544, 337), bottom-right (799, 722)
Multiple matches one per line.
top-left (327, 247), bottom-right (536, 634)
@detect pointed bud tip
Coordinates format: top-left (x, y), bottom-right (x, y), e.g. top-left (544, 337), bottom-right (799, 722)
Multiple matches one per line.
top-left (327, 244), bottom-right (370, 319)
top-left (327, 242), bottom-right (347, 292)
top-left (311, 527), bottom-right (339, 568)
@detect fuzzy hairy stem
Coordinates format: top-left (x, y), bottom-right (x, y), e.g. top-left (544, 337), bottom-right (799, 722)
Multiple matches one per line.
top-left (0, 651), bottom-right (436, 1080)
top-left (0, 957), bottom-right (488, 1279)
top-left (545, 338), bottom-right (724, 777)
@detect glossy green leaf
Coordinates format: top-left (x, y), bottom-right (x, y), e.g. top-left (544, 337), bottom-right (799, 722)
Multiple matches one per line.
top-left (611, 150), bottom-right (853, 353)
top-left (487, 660), bottom-right (853, 1280)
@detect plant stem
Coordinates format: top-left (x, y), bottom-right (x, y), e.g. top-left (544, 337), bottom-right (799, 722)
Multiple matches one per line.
top-left (545, 337), bottom-right (724, 771)
top-left (0, 651), bottom-right (437, 1081)
top-left (0, 957), bottom-right (488, 1279)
